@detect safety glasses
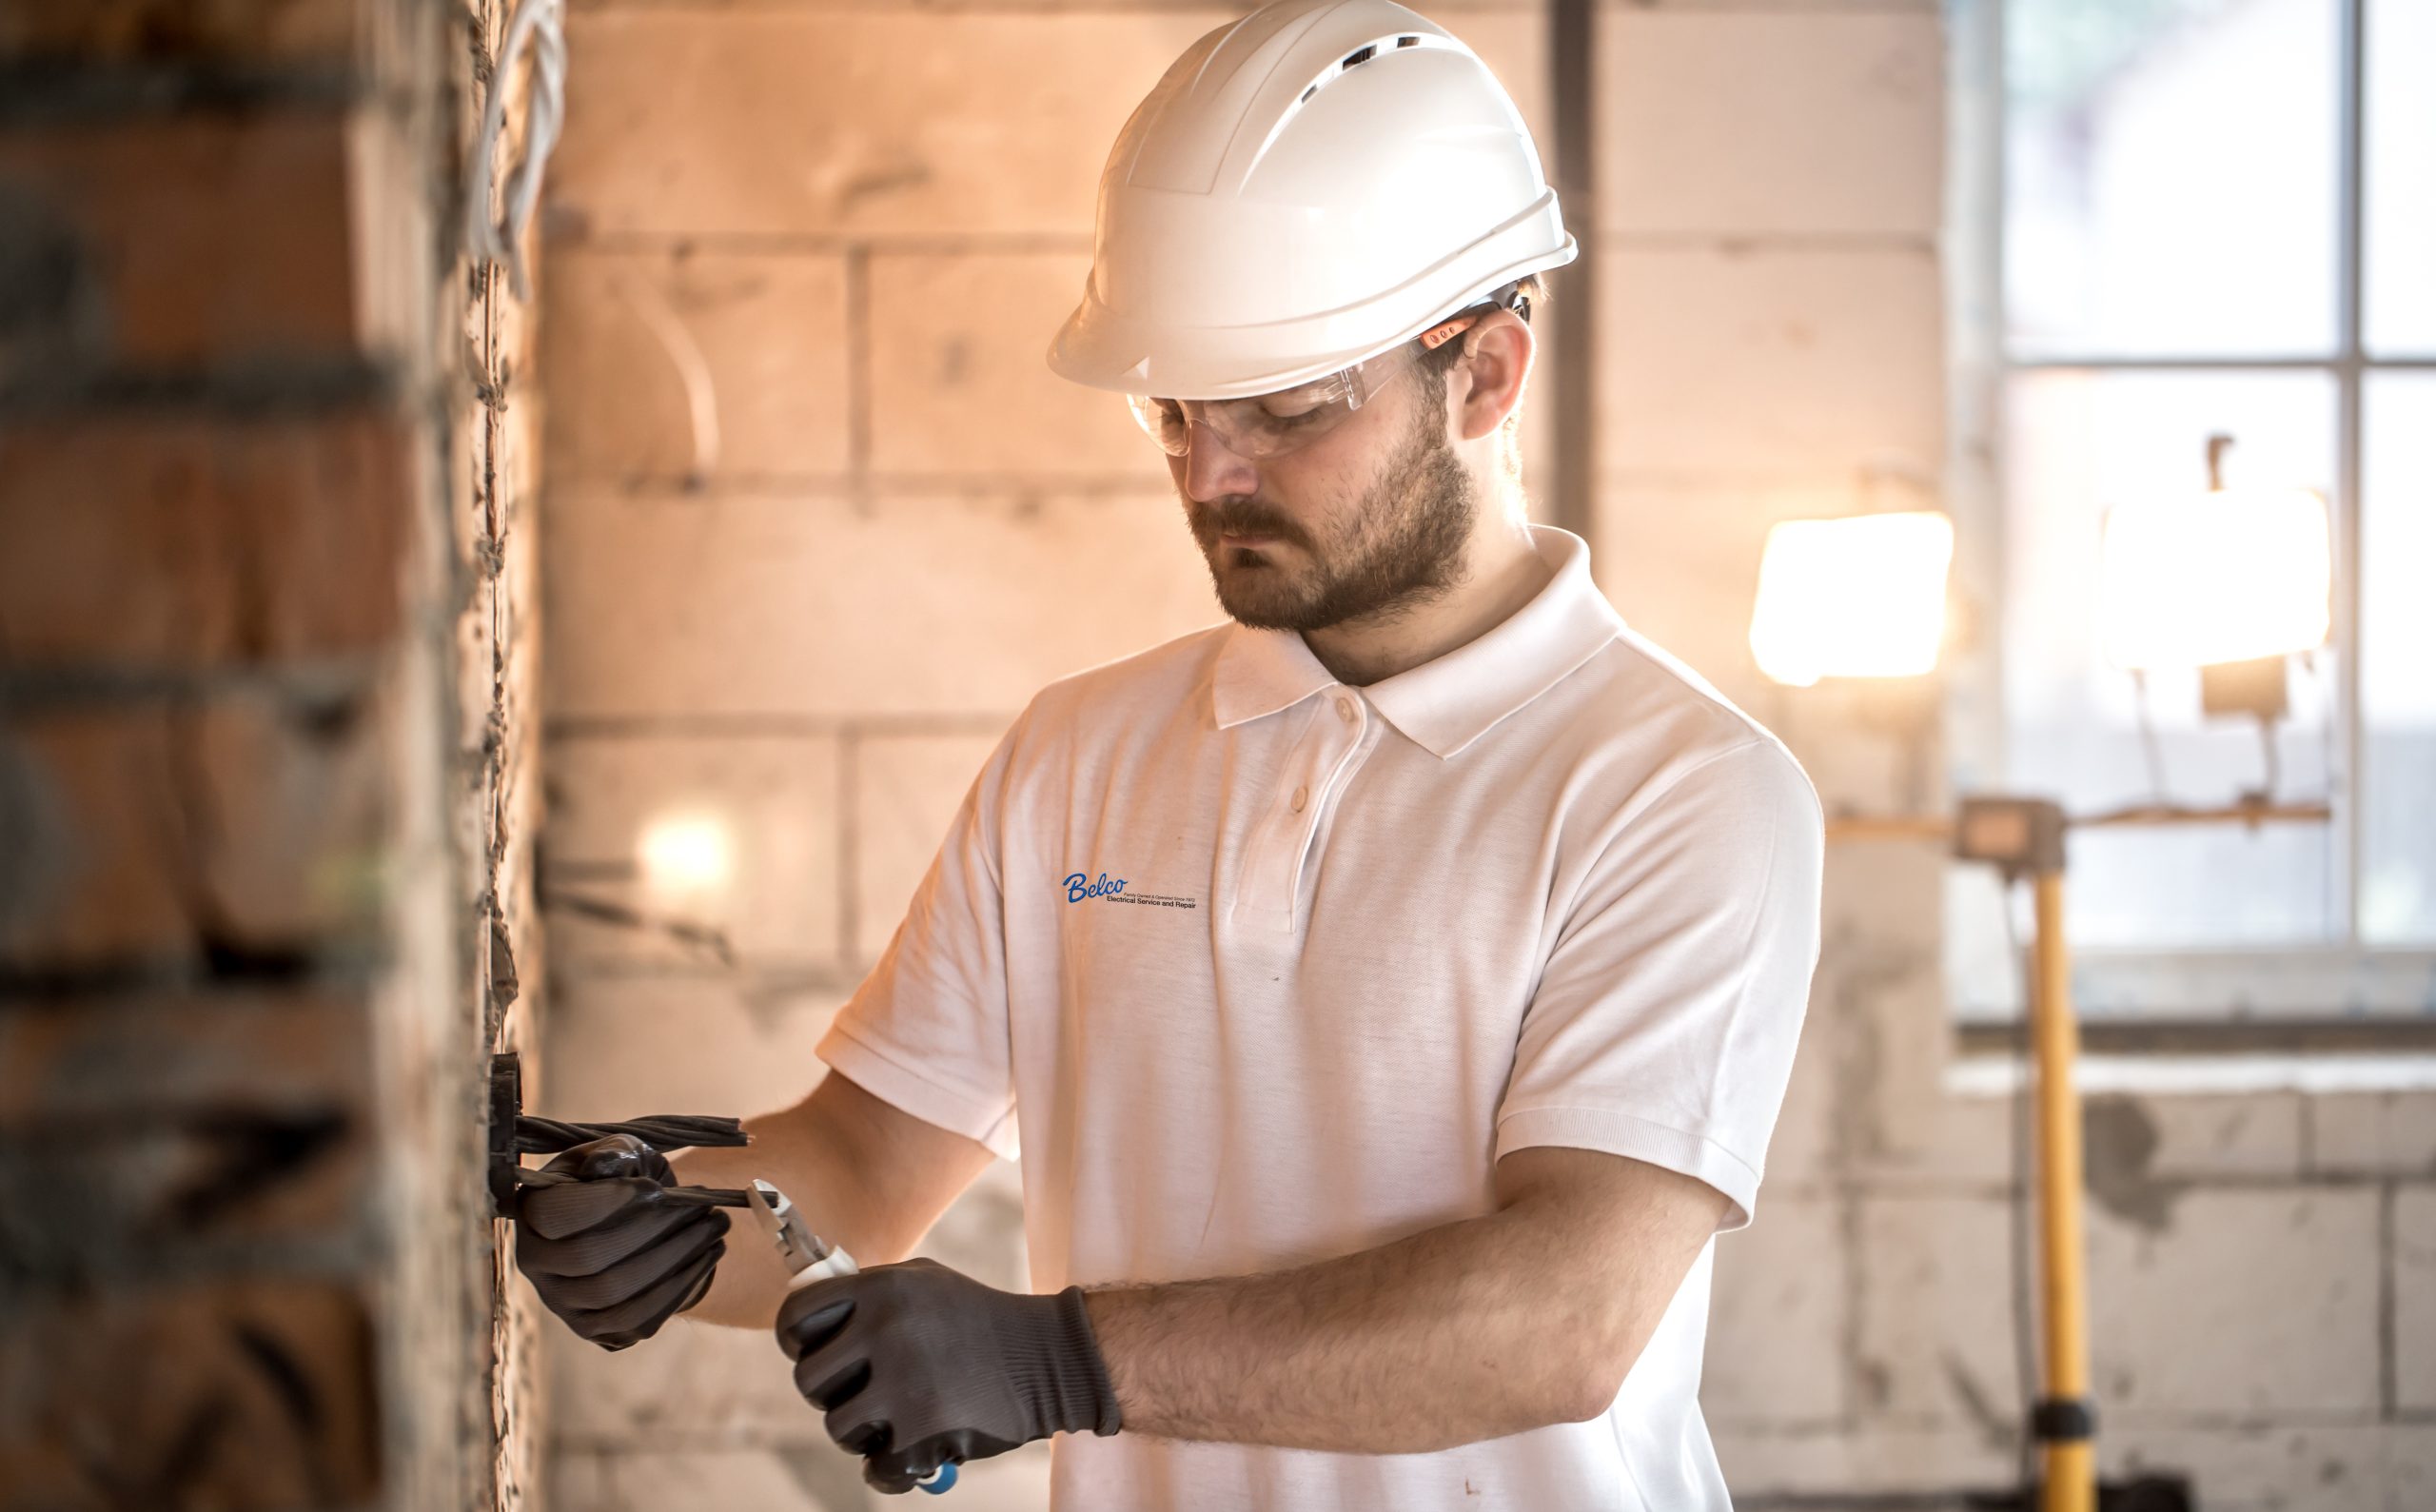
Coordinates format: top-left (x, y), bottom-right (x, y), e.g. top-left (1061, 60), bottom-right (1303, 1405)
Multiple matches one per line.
top-left (1128, 309), bottom-right (1487, 461)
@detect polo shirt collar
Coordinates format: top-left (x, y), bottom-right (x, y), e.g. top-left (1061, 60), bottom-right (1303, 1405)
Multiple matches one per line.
top-left (1209, 525), bottom-right (1623, 759)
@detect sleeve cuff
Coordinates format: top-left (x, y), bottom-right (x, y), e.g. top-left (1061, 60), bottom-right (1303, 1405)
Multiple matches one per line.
top-left (815, 1022), bottom-right (1021, 1162)
top-left (1494, 1104), bottom-right (1762, 1231)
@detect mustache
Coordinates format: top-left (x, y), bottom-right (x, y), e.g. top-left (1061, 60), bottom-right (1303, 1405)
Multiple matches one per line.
top-left (1190, 499), bottom-right (1306, 546)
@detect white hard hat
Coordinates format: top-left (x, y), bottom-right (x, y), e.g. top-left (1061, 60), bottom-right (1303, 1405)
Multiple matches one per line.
top-left (1048, 0), bottom-right (1577, 402)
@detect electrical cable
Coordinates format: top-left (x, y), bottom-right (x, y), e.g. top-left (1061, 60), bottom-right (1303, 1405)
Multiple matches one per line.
top-left (514, 1112), bottom-right (746, 1155)
top-left (2130, 667), bottom-right (2170, 804)
top-left (509, 1112), bottom-right (754, 1208)
top-left (465, 0), bottom-right (566, 301)
top-left (1997, 875), bottom-right (2040, 1501)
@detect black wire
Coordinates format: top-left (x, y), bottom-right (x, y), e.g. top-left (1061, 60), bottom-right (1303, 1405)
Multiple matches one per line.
top-left (511, 1167), bottom-right (749, 1208)
top-left (515, 1112), bottom-right (749, 1154)
top-left (2130, 667), bottom-right (2170, 803)
top-left (1998, 875), bottom-right (2040, 1500)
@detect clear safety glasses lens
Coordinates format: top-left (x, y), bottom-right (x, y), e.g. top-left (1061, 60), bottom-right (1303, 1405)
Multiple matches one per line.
top-left (1128, 344), bottom-right (1423, 461)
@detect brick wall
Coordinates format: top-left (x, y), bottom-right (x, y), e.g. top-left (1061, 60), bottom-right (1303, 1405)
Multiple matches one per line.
top-left (0, 2), bottom-right (545, 1508)
top-left (536, 4), bottom-right (2432, 1511)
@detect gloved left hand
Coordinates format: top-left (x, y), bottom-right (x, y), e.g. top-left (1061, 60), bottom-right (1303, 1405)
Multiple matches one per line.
top-left (775, 1257), bottom-right (1122, 1494)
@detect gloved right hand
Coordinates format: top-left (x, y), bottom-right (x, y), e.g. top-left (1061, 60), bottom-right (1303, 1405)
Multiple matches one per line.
top-left (512, 1132), bottom-right (729, 1350)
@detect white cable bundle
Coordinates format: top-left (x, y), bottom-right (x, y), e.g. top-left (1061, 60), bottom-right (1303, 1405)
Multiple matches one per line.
top-left (465, 0), bottom-right (567, 301)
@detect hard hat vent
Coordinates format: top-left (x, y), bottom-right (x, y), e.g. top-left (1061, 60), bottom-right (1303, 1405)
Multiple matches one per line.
top-left (1283, 31), bottom-right (1462, 126)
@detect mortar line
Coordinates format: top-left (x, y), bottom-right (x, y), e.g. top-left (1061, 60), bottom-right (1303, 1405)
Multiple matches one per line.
top-left (1597, 230), bottom-right (1939, 253)
top-left (837, 725), bottom-right (861, 971)
top-left (846, 243), bottom-right (872, 494)
top-left (549, 711), bottom-right (1015, 738)
top-left (563, 230), bottom-right (1096, 257)
top-left (554, 470), bottom-right (1170, 498)
top-left (2381, 1179), bottom-right (2398, 1420)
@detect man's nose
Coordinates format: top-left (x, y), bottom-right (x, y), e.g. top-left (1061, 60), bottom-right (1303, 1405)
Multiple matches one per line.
top-left (1179, 420), bottom-right (1261, 503)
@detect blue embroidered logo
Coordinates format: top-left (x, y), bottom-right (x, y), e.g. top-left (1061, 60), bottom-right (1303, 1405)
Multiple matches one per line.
top-left (1063, 872), bottom-right (1128, 903)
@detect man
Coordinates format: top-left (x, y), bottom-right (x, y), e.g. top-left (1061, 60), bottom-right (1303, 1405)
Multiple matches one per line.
top-left (513, 2), bottom-right (1823, 1506)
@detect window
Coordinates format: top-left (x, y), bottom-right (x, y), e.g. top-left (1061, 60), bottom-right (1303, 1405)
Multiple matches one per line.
top-left (1950, 0), bottom-right (2436, 1022)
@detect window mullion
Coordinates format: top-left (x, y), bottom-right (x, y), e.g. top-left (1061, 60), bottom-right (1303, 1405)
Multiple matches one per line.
top-left (2336, 0), bottom-right (2368, 945)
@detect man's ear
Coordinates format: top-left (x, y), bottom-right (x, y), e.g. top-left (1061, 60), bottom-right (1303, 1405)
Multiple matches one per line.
top-left (1448, 311), bottom-right (1534, 442)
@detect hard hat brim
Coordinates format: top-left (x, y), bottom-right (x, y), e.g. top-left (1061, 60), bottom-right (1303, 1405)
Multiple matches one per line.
top-left (1048, 218), bottom-right (1578, 402)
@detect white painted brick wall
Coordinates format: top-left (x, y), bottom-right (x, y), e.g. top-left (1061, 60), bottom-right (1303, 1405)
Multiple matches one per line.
top-left (1705, 1194), bottom-right (1849, 1424)
top-left (854, 731), bottom-right (1011, 965)
top-left (542, 251), bottom-right (853, 481)
top-left (1601, 245), bottom-right (1946, 480)
top-left (1853, 1194), bottom-right (2022, 1429)
top-left (1599, 10), bottom-right (1944, 237)
top-left (550, 10), bottom-right (1221, 239)
top-left (547, 735), bottom-right (843, 971)
top-left (2086, 1188), bottom-right (2381, 1419)
top-left (867, 253), bottom-right (1161, 481)
top-left (2313, 1091), bottom-right (2436, 1176)
top-left (545, 490), bottom-right (1219, 719)
top-left (2398, 1187), bottom-right (2436, 1414)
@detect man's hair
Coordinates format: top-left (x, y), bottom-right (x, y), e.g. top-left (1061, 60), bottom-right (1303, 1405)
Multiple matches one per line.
top-left (1415, 272), bottom-right (1547, 484)
top-left (1416, 272), bottom-right (1547, 399)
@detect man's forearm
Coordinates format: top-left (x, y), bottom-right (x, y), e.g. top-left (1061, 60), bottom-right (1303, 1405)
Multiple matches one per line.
top-left (672, 1073), bottom-right (994, 1329)
top-left (1081, 1150), bottom-right (1730, 1456)
top-left (1082, 1204), bottom-right (1628, 1454)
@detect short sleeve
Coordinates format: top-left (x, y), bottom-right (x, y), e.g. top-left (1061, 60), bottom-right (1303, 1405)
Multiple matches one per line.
top-left (815, 716), bottom-right (1030, 1161)
top-left (1495, 738), bottom-right (1824, 1230)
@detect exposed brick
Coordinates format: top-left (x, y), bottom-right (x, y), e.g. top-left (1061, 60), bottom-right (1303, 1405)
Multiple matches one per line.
top-left (0, 0), bottom-right (363, 63)
top-left (1598, 11), bottom-right (1942, 237)
top-left (1705, 1194), bottom-right (1847, 1424)
top-left (545, 734), bottom-right (843, 971)
top-left (2089, 1188), bottom-right (2379, 1419)
top-left (1599, 245), bottom-right (1944, 479)
top-left (2312, 1090), bottom-right (2436, 1176)
top-left (869, 251), bottom-right (1165, 481)
top-left (855, 731), bottom-right (1006, 965)
top-left (0, 411), bottom-right (414, 670)
top-left (2400, 1188), bottom-right (2436, 1413)
top-left (541, 250), bottom-right (852, 481)
top-left (0, 689), bottom-right (388, 970)
top-left (0, 990), bottom-right (375, 1272)
top-left (0, 1279), bottom-right (380, 1508)
top-left (543, 489), bottom-right (1222, 720)
top-left (0, 111), bottom-right (368, 383)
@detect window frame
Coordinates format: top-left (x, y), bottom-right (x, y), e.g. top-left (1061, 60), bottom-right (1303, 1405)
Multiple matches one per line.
top-left (1946, 0), bottom-right (2436, 1029)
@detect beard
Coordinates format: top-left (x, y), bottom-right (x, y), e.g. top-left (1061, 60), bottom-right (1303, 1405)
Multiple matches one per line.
top-left (1184, 402), bottom-right (1479, 634)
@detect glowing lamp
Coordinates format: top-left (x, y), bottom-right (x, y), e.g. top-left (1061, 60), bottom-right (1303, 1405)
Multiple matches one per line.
top-left (638, 813), bottom-right (732, 901)
top-left (1749, 512), bottom-right (1955, 687)
top-left (2097, 489), bottom-right (2330, 671)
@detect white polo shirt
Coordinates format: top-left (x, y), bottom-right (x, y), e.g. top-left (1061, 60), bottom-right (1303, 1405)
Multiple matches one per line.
top-left (816, 523), bottom-right (1823, 1511)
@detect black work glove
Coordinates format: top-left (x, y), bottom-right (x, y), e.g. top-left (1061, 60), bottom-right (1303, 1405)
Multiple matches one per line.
top-left (512, 1133), bottom-right (728, 1350)
top-left (776, 1257), bottom-right (1122, 1494)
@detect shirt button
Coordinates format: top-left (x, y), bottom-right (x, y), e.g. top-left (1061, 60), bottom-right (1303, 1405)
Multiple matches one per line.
top-left (1290, 784), bottom-right (1308, 814)
top-left (1335, 697), bottom-right (1356, 722)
